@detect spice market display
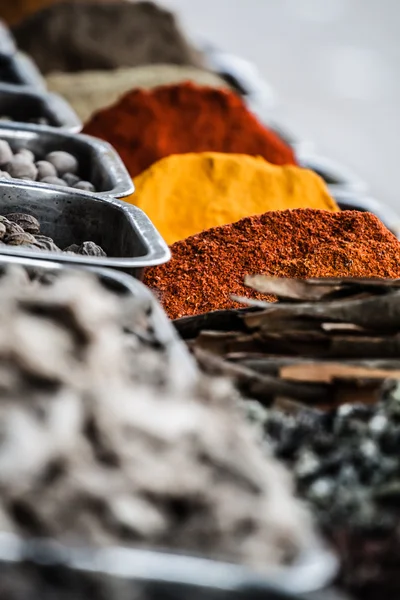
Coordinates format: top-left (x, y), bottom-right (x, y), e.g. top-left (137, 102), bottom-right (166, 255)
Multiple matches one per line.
top-left (0, 3), bottom-right (397, 600)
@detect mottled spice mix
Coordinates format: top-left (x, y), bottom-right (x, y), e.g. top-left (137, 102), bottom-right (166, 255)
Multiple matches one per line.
top-left (143, 209), bottom-right (400, 319)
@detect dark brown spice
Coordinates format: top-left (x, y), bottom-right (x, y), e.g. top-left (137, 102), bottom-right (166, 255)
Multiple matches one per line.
top-left (12, 1), bottom-right (203, 74)
top-left (143, 209), bottom-right (400, 320)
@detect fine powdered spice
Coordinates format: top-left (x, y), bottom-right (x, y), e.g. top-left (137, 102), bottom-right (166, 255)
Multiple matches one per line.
top-left (131, 153), bottom-right (338, 244)
top-left (0, 267), bottom-right (317, 571)
top-left (46, 64), bottom-right (230, 123)
top-left (12, 1), bottom-right (203, 74)
top-left (83, 83), bottom-right (297, 178)
top-left (143, 209), bottom-right (400, 319)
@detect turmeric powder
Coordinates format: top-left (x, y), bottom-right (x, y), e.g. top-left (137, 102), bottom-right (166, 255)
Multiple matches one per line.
top-left (129, 152), bottom-right (339, 244)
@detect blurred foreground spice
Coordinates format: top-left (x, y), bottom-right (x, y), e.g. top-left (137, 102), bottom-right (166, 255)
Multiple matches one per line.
top-left (144, 209), bottom-right (400, 319)
top-left (83, 83), bottom-right (297, 178)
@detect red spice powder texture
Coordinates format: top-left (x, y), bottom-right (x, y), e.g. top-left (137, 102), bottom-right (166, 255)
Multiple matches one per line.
top-left (143, 209), bottom-right (400, 320)
top-left (82, 82), bottom-right (297, 178)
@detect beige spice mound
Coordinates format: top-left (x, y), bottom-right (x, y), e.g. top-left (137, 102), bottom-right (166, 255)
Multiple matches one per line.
top-left (46, 65), bottom-right (230, 123)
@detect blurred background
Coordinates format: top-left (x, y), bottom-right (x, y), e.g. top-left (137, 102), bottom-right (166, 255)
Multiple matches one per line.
top-left (163, 0), bottom-right (400, 211)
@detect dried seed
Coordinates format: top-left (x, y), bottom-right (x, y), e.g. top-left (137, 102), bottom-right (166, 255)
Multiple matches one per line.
top-left (5, 232), bottom-right (38, 246)
top-left (36, 161), bottom-right (57, 180)
top-left (6, 213), bottom-right (40, 235)
top-left (46, 151), bottom-right (78, 176)
top-left (77, 242), bottom-right (107, 257)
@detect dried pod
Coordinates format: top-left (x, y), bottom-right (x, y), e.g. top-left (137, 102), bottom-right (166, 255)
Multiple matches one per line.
top-left (5, 213), bottom-right (41, 235)
top-left (77, 241), bottom-right (107, 257)
top-left (5, 232), bottom-right (38, 246)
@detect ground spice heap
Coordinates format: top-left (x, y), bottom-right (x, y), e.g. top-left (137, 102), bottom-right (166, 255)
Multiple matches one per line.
top-left (143, 209), bottom-right (400, 320)
top-left (12, 1), bottom-right (203, 74)
top-left (83, 83), bottom-right (297, 178)
top-left (132, 153), bottom-right (338, 244)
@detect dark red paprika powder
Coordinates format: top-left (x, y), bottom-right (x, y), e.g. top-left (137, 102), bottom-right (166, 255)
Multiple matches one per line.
top-left (83, 82), bottom-right (297, 178)
top-left (143, 209), bottom-right (400, 320)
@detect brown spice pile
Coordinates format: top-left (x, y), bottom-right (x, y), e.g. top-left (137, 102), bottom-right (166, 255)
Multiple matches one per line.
top-left (12, 1), bottom-right (203, 74)
top-left (143, 209), bottom-right (400, 319)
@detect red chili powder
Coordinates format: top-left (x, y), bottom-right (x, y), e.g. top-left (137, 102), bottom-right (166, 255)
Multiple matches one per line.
top-left (143, 209), bottom-right (400, 320)
top-left (82, 82), bottom-right (297, 178)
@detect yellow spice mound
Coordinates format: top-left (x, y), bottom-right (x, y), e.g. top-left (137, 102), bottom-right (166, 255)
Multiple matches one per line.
top-left (128, 152), bottom-right (339, 244)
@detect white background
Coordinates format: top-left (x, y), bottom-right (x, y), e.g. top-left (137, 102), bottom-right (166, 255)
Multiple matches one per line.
top-left (161, 0), bottom-right (400, 212)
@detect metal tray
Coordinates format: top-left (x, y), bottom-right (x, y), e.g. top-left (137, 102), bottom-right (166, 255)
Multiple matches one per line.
top-left (0, 254), bottom-right (196, 380)
top-left (0, 20), bottom-right (16, 58)
top-left (0, 51), bottom-right (46, 90)
top-left (0, 180), bottom-right (169, 277)
top-left (0, 532), bottom-right (337, 598)
top-left (0, 122), bottom-right (133, 199)
top-left (299, 154), bottom-right (368, 195)
top-left (334, 190), bottom-right (400, 238)
top-left (0, 85), bottom-right (81, 131)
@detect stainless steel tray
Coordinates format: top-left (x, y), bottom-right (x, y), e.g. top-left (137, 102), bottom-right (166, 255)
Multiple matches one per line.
top-left (0, 254), bottom-right (196, 379)
top-left (0, 85), bottom-right (81, 131)
top-left (0, 122), bottom-right (133, 199)
top-left (0, 20), bottom-right (16, 58)
top-left (0, 531), bottom-right (337, 597)
top-left (0, 180), bottom-right (169, 277)
top-left (334, 190), bottom-right (400, 238)
top-left (0, 51), bottom-right (46, 90)
top-left (299, 154), bottom-right (368, 195)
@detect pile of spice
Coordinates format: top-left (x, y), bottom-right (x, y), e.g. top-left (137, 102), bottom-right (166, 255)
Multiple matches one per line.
top-left (143, 209), bottom-right (400, 319)
top-left (0, 212), bottom-right (106, 255)
top-left (131, 152), bottom-right (338, 244)
top-left (244, 385), bottom-right (400, 599)
top-left (12, 1), bottom-right (203, 74)
top-left (83, 83), bottom-right (297, 178)
top-left (0, 141), bottom-right (95, 190)
top-left (0, 266), bottom-right (317, 574)
top-left (46, 64), bottom-right (230, 123)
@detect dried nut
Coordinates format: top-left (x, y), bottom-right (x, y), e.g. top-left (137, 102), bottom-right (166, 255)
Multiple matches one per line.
top-left (63, 244), bottom-right (80, 253)
top-left (74, 180), bottom-right (95, 192)
top-left (5, 232), bottom-right (38, 246)
top-left (33, 235), bottom-right (62, 252)
top-left (5, 157), bottom-right (38, 180)
top-left (0, 170), bottom-right (11, 179)
top-left (63, 172), bottom-right (80, 186)
top-left (0, 140), bottom-right (13, 166)
top-left (36, 160), bottom-right (57, 180)
top-left (15, 149), bottom-right (35, 162)
top-left (5, 222), bottom-right (25, 236)
top-left (77, 241), bottom-right (107, 257)
top-left (46, 151), bottom-right (78, 176)
top-left (5, 213), bottom-right (40, 235)
top-left (40, 176), bottom-right (68, 187)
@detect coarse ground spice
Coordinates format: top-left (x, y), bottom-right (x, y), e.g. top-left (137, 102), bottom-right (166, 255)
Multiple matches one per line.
top-left (12, 1), bottom-right (203, 74)
top-left (46, 64), bottom-right (230, 123)
top-left (83, 82), bottom-right (297, 178)
top-left (143, 209), bottom-right (400, 320)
